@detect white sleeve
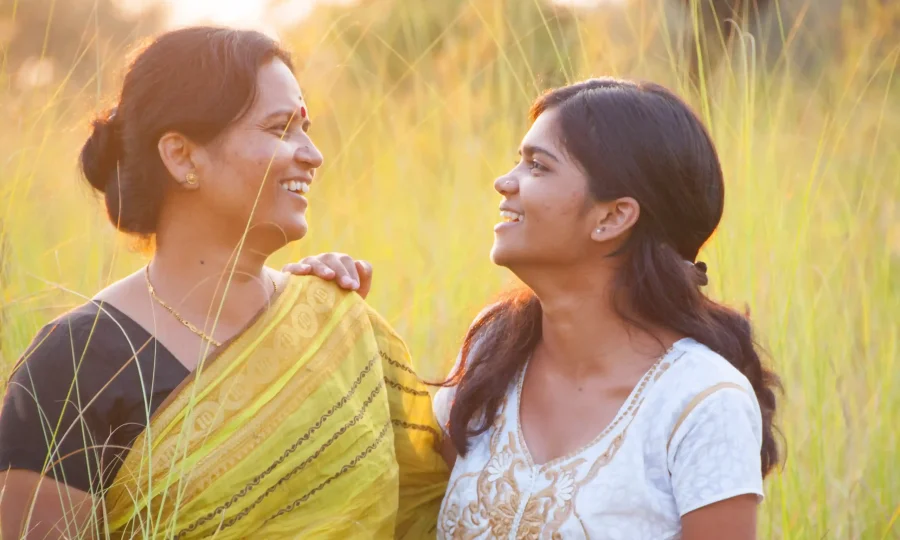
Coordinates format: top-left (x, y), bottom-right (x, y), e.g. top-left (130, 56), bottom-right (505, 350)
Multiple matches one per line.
top-left (667, 385), bottom-right (764, 516)
top-left (433, 306), bottom-right (495, 434)
top-left (432, 353), bottom-right (462, 434)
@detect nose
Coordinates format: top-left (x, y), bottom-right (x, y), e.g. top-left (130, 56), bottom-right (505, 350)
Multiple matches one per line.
top-left (494, 173), bottom-right (519, 195)
top-left (295, 139), bottom-right (324, 171)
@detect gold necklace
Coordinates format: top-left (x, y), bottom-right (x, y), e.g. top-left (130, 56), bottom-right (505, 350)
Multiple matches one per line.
top-left (144, 266), bottom-right (278, 348)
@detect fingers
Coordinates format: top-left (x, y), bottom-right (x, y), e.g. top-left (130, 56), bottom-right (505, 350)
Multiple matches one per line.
top-left (303, 258), bottom-right (337, 281)
top-left (282, 260), bottom-right (313, 275)
top-left (284, 255), bottom-right (335, 280)
top-left (336, 254), bottom-right (360, 291)
top-left (355, 260), bottom-right (373, 300)
top-left (282, 253), bottom-right (360, 291)
top-left (355, 260), bottom-right (373, 278)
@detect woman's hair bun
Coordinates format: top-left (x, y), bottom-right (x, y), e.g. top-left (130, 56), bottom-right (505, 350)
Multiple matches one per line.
top-left (79, 108), bottom-right (121, 194)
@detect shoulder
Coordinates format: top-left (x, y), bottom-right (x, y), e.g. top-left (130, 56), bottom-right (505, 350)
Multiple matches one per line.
top-left (649, 338), bottom-right (761, 440)
top-left (280, 274), bottom-right (375, 329)
top-left (659, 338), bottom-right (756, 397)
top-left (282, 273), bottom-right (409, 354)
top-left (432, 303), bottom-right (504, 430)
top-left (445, 302), bottom-right (502, 375)
top-left (283, 274), bottom-right (365, 312)
top-left (1, 303), bottom-right (145, 494)
top-left (3, 303), bottom-right (142, 447)
top-left (436, 301), bottom-right (504, 382)
top-left (7, 302), bottom-right (143, 385)
top-left (648, 341), bottom-right (766, 513)
top-left (12, 304), bottom-right (122, 364)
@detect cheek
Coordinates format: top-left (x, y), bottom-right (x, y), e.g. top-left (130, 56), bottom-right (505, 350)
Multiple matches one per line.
top-left (526, 183), bottom-right (586, 231)
top-left (217, 137), bottom-right (295, 189)
top-left (247, 140), bottom-right (294, 175)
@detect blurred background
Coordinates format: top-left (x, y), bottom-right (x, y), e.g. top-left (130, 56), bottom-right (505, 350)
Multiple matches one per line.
top-left (0, 0), bottom-right (898, 537)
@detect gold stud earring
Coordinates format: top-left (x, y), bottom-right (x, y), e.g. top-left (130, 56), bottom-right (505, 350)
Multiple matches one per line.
top-left (185, 171), bottom-right (199, 186)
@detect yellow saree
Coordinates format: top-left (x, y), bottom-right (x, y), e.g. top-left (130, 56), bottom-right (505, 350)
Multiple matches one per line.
top-left (104, 276), bottom-right (449, 539)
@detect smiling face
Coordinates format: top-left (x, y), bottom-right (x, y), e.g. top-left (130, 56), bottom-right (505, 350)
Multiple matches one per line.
top-left (189, 58), bottom-right (324, 249)
top-left (490, 108), bottom-right (602, 270)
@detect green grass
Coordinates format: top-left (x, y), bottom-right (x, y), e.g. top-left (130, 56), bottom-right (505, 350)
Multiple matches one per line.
top-left (1, 0), bottom-right (899, 537)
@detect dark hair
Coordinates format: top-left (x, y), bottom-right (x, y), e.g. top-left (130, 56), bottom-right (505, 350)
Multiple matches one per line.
top-left (447, 78), bottom-right (781, 477)
top-left (79, 26), bottom-right (293, 236)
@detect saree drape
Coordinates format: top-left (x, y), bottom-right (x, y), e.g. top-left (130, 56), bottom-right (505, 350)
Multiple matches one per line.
top-left (104, 276), bottom-right (449, 539)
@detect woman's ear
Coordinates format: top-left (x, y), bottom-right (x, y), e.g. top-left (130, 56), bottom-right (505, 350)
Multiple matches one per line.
top-left (590, 197), bottom-right (640, 242)
top-left (158, 132), bottom-right (201, 190)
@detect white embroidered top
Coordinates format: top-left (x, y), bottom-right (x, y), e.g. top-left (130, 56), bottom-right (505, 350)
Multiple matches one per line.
top-left (433, 338), bottom-right (764, 540)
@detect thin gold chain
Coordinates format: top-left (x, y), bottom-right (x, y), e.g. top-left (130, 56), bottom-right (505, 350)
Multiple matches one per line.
top-left (144, 266), bottom-right (277, 348)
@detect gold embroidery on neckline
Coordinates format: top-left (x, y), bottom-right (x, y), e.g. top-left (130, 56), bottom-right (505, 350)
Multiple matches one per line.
top-left (439, 405), bottom-right (642, 539)
top-left (515, 347), bottom-right (682, 471)
top-left (438, 347), bottom-right (687, 539)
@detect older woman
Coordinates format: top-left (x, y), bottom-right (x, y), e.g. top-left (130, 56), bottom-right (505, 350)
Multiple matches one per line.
top-left (291, 79), bottom-right (781, 539)
top-left (0, 27), bottom-right (447, 539)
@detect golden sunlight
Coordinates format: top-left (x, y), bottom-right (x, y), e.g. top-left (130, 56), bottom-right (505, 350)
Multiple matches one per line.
top-left (165, 0), bottom-right (268, 26)
top-left (125, 0), bottom-right (326, 32)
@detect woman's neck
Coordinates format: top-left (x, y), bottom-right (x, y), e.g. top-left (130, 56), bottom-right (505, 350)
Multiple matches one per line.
top-left (149, 226), bottom-right (274, 325)
top-left (523, 264), bottom-right (671, 380)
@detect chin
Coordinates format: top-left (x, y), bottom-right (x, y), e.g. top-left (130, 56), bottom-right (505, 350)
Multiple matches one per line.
top-left (490, 244), bottom-right (516, 268)
top-left (282, 219), bottom-right (309, 244)
top-left (491, 240), bottom-right (552, 271)
top-left (252, 217), bottom-right (307, 251)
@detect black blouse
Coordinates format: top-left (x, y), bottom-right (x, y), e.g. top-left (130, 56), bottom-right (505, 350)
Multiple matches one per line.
top-left (0, 302), bottom-right (188, 494)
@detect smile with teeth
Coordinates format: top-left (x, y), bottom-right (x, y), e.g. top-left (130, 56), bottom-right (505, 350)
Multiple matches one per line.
top-left (280, 180), bottom-right (310, 194)
top-left (500, 210), bottom-right (524, 223)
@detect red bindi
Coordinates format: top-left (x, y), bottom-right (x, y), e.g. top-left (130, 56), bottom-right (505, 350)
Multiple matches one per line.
top-left (299, 106), bottom-right (307, 119)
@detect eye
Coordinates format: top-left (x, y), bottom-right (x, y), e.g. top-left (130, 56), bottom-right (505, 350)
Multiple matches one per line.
top-left (270, 117), bottom-right (306, 136)
top-left (529, 159), bottom-right (547, 172)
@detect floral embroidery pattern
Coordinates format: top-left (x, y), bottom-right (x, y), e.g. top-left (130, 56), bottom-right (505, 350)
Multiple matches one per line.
top-left (439, 357), bottom-right (669, 539)
top-left (437, 342), bottom-right (765, 540)
top-left (440, 423), bottom-right (630, 539)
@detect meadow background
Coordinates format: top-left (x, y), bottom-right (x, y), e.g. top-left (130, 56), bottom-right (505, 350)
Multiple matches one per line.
top-left (0, 0), bottom-right (898, 537)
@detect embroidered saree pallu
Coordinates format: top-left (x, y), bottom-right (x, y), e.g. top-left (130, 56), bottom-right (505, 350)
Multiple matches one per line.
top-left (104, 276), bottom-right (449, 539)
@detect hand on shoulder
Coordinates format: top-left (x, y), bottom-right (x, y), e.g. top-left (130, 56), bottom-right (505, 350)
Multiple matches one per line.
top-left (283, 252), bottom-right (373, 299)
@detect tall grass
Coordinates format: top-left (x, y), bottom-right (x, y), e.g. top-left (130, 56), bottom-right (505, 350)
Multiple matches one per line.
top-left (1, 0), bottom-right (898, 537)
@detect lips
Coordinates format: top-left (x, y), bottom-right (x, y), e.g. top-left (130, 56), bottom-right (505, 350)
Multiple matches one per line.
top-left (499, 210), bottom-right (523, 223)
top-left (279, 180), bottom-right (310, 194)
top-left (495, 207), bottom-right (524, 233)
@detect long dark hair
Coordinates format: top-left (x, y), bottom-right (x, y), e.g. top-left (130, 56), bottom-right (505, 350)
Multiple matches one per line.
top-left (79, 26), bottom-right (293, 237)
top-left (446, 78), bottom-right (781, 477)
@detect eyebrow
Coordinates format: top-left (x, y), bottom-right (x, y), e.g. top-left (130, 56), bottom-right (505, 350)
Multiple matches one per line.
top-left (519, 144), bottom-right (560, 163)
top-left (263, 107), bottom-right (311, 130)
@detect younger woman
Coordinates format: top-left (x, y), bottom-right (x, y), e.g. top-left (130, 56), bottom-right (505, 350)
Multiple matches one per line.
top-left (294, 78), bottom-right (781, 539)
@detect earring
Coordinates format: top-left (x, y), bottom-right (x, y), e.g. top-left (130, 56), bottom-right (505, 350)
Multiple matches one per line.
top-left (185, 171), bottom-right (198, 186)
top-left (596, 226), bottom-right (606, 234)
